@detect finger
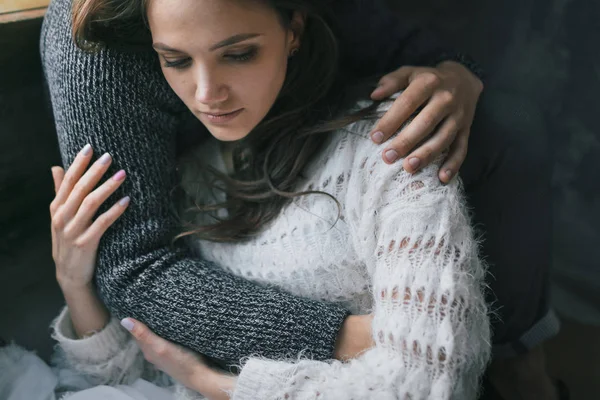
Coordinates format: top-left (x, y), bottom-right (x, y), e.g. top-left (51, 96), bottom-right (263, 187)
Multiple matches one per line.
top-left (439, 130), bottom-right (469, 184)
top-left (67, 167), bottom-right (126, 225)
top-left (384, 95), bottom-right (454, 166)
top-left (370, 67), bottom-right (412, 100)
top-left (401, 115), bottom-right (459, 173)
top-left (59, 153), bottom-right (114, 221)
top-left (53, 144), bottom-right (94, 207)
top-left (121, 318), bottom-right (151, 342)
top-left (370, 75), bottom-right (437, 145)
top-left (51, 167), bottom-right (65, 194)
top-left (81, 195), bottom-right (130, 241)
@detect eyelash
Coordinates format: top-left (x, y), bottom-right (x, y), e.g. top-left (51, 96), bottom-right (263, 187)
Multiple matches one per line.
top-left (163, 48), bottom-right (258, 69)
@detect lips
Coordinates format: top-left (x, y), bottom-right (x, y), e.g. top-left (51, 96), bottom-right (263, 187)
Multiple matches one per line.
top-left (200, 108), bottom-right (244, 124)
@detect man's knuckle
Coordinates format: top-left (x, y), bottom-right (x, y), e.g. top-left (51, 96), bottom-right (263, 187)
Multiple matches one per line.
top-left (422, 72), bottom-right (441, 87)
top-left (438, 90), bottom-right (455, 105)
top-left (394, 137), bottom-right (413, 154)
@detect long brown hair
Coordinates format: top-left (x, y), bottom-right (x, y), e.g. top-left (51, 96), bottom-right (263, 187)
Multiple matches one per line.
top-left (71, 0), bottom-right (384, 242)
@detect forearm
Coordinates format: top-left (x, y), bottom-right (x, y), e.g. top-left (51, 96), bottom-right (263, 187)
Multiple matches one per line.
top-left (59, 282), bottom-right (110, 338)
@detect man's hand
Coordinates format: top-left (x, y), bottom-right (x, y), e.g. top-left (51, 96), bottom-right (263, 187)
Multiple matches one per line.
top-left (122, 318), bottom-right (236, 400)
top-left (370, 61), bottom-right (483, 183)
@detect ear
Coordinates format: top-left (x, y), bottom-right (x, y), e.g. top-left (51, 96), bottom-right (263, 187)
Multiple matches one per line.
top-left (288, 11), bottom-right (306, 51)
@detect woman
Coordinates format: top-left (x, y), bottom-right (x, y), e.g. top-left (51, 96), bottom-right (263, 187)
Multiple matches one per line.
top-left (49, 0), bottom-right (491, 399)
top-left (42, 0), bottom-right (561, 397)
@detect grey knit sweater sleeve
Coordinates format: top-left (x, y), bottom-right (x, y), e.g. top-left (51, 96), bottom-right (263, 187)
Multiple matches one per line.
top-left (40, 0), bottom-right (349, 365)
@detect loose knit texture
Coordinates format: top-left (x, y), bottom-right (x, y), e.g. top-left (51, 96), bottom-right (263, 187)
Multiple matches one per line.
top-left (50, 99), bottom-right (491, 399)
top-left (41, 0), bottom-right (484, 372)
top-left (181, 100), bottom-right (491, 399)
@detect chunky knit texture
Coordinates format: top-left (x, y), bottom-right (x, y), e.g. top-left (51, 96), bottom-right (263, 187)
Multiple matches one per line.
top-left (41, 0), bottom-right (483, 369)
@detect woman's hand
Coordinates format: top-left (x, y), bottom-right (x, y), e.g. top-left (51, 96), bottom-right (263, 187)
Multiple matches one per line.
top-left (50, 144), bottom-right (129, 291)
top-left (370, 61), bottom-right (483, 183)
top-left (50, 144), bottom-right (130, 337)
top-left (121, 318), bottom-right (236, 400)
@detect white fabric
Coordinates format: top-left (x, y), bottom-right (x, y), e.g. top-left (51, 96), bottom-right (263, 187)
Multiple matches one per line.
top-left (63, 379), bottom-right (173, 400)
top-left (50, 307), bottom-right (177, 398)
top-left (0, 344), bottom-right (57, 400)
top-left (180, 99), bottom-right (491, 399)
top-left (48, 98), bottom-right (491, 400)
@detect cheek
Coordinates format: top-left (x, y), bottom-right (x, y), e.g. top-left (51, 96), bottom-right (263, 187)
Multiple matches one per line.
top-left (161, 69), bottom-right (195, 106)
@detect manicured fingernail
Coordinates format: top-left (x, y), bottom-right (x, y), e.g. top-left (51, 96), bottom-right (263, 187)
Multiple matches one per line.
top-left (113, 169), bottom-right (126, 181)
top-left (444, 169), bottom-right (453, 179)
top-left (81, 144), bottom-right (92, 156)
top-left (371, 131), bottom-right (384, 144)
top-left (120, 318), bottom-right (134, 331)
top-left (408, 157), bottom-right (421, 169)
top-left (99, 153), bottom-right (112, 165)
top-left (384, 149), bottom-right (398, 163)
top-left (119, 196), bottom-right (130, 206)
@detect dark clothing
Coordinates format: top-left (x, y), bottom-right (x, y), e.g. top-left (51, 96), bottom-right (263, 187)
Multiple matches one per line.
top-left (462, 86), bottom-right (558, 355)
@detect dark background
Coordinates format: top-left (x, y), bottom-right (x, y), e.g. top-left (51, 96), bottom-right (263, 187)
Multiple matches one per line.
top-left (1, 0), bottom-right (598, 397)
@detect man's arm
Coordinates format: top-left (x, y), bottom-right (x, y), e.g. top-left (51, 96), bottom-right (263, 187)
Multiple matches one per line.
top-left (330, 0), bottom-right (483, 80)
top-left (41, 0), bottom-right (349, 366)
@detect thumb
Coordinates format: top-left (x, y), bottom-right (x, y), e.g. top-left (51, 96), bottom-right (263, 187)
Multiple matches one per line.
top-left (371, 66), bottom-right (413, 100)
top-left (121, 318), bottom-right (152, 343)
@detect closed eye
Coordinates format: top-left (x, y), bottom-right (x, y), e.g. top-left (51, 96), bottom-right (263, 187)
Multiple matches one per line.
top-left (163, 57), bottom-right (192, 69)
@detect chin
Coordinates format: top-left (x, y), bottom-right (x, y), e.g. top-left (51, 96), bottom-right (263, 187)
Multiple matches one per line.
top-left (208, 127), bottom-right (251, 142)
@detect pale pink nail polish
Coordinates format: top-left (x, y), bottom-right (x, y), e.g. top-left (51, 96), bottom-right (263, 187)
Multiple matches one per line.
top-left (119, 196), bottom-right (130, 206)
top-left (120, 318), bottom-right (134, 331)
top-left (81, 144), bottom-right (92, 156)
top-left (113, 170), bottom-right (126, 181)
top-left (99, 153), bottom-right (111, 165)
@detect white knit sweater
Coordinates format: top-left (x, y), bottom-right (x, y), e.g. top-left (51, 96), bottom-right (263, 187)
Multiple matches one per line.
top-left (52, 99), bottom-right (491, 400)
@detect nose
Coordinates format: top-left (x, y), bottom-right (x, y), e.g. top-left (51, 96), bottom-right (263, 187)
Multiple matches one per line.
top-left (194, 64), bottom-right (228, 105)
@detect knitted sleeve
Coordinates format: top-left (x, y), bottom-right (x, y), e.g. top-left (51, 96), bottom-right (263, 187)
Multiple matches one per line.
top-left (50, 307), bottom-right (168, 391)
top-left (41, 0), bottom-right (349, 367)
top-left (232, 106), bottom-right (491, 400)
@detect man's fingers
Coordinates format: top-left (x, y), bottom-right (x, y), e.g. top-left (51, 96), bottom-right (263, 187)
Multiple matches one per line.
top-left (439, 131), bottom-right (469, 183)
top-left (51, 167), bottom-right (65, 194)
top-left (383, 95), bottom-right (454, 166)
top-left (401, 116), bottom-right (459, 173)
top-left (370, 77), bottom-right (434, 146)
top-left (370, 67), bottom-right (412, 100)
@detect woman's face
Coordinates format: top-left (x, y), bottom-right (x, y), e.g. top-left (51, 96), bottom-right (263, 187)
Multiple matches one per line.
top-left (147, 0), bottom-right (299, 141)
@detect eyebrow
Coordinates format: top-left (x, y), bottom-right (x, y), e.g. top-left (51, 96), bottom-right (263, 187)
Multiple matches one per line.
top-left (153, 33), bottom-right (262, 53)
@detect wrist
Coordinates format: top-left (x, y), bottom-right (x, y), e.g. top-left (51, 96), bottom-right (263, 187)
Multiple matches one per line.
top-left (437, 60), bottom-right (484, 94)
top-left (58, 278), bottom-right (95, 295)
top-left (192, 368), bottom-right (235, 400)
